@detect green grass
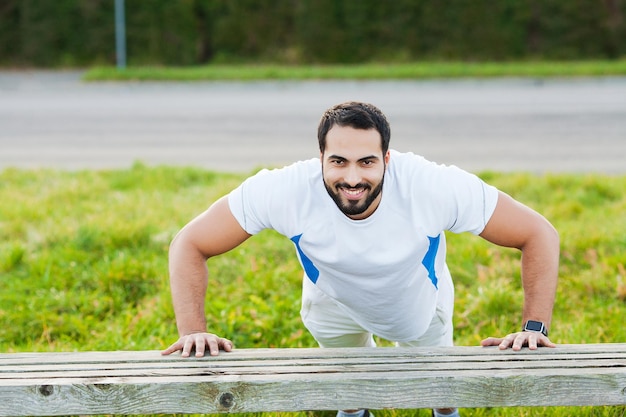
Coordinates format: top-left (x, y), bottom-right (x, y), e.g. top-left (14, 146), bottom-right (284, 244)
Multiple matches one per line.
top-left (83, 60), bottom-right (626, 82)
top-left (1, 164), bottom-right (625, 417)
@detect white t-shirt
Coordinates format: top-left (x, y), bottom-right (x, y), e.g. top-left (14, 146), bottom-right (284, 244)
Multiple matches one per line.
top-left (228, 150), bottom-right (499, 341)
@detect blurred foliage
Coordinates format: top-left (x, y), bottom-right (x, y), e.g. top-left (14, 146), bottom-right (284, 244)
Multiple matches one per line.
top-left (1, 0), bottom-right (625, 67)
top-left (1, 166), bottom-right (625, 352)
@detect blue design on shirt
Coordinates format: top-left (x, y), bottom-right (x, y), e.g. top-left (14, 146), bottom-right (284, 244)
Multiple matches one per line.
top-left (290, 234), bottom-right (319, 284)
top-left (422, 235), bottom-right (440, 289)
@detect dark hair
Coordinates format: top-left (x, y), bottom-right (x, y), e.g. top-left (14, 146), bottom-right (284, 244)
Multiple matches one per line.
top-left (317, 101), bottom-right (391, 154)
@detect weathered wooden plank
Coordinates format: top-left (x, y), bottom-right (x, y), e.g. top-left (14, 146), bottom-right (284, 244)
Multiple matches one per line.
top-left (2, 356), bottom-right (625, 381)
top-left (0, 344), bottom-right (625, 416)
top-left (1, 369), bottom-right (625, 414)
top-left (2, 346), bottom-right (625, 368)
top-left (2, 343), bottom-right (625, 364)
top-left (3, 348), bottom-right (625, 368)
top-left (1, 347), bottom-right (625, 380)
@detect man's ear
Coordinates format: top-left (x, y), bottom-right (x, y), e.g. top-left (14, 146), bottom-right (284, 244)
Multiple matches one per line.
top-left (384, 150), bottom-right (390, 167)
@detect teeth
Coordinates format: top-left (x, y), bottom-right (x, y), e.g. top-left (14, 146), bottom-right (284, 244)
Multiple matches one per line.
top-left (343, 188), bottom-right (363, 196)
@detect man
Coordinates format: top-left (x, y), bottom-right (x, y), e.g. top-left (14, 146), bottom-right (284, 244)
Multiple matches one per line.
top-left (162, 101), bottom-right (559, 417)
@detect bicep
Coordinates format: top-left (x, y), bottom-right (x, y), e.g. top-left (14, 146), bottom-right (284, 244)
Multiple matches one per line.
top-left (175, 196), bottom-right (252, 258)
top-left (479, 191), bottom-right (552, 250)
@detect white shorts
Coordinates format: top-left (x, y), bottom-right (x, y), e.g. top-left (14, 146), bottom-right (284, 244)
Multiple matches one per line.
top-left (300, 274), bottom-right (454, 348)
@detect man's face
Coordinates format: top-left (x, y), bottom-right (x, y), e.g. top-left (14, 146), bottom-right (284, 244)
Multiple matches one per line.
top-left (321, 125), bottom-right (389, 220)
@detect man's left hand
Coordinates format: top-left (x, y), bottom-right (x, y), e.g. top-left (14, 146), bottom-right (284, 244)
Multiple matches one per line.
top-left (481, 331), bottom-right (556, 351)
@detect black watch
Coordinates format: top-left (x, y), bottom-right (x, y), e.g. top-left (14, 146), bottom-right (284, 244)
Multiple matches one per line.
top-left (523, 320), bottom-right (548, 337)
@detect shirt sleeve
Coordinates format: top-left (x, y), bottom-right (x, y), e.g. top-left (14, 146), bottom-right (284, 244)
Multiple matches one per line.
top-left (443, 165), bottom-right (499, 235)
top-left (227, 168), bottom-right (275, 235)
top-left (227, 159), bottom-right (319, 236)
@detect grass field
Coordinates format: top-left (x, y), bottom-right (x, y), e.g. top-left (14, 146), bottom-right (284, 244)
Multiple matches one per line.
top-left (1, 164), bottom-right (625, 417)
top-left (83, 59), bottom-right (626, 82)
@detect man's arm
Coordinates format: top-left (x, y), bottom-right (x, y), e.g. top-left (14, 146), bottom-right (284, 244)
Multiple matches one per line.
top-left (161, 196), bottom-right (251, 357)
top-left (478, 191), bottom-right (560, 350)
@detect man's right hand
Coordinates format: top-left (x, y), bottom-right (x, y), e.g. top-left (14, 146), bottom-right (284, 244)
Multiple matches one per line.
top-left (161, 332), bottom-right (234, 357)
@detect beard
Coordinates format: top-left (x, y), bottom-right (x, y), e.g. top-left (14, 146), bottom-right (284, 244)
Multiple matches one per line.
top-left (323, 174), bottom-right (385, 217)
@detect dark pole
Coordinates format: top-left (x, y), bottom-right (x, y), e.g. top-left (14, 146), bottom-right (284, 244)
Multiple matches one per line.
top-left (115, 0), bottom-right (126, 69)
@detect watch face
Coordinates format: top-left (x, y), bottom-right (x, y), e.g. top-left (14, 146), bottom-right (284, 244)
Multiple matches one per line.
top-left (525, 321), bottom-right (544, 332)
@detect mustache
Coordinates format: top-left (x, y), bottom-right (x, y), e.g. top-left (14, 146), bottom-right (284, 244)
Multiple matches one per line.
top-left (336, 183), bottom-right (371, 190)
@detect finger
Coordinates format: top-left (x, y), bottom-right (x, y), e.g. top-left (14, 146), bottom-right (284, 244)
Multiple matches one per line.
top-left (194, 334), bottom-right (207, 357)
top-left (182, 336), bottom-right (197, 358)
top-left (160, 342), bottom-right (182, 356)
top-left (499, 334), bottom-right (517, 350)
top-left (221, 338), bottom-right (234, 352)
top-left (526, 333), bottom-right (539, 350)
top-left (480, 337), bottom-right (504, 347)
top-left (206, 336), bottom-right (222, 356)
top-left (511, 333), bottom-right (528, 351)
top-left (539, 336), bottom-right (557, 348)
top-left (206, 336), bottom-right (235, 356)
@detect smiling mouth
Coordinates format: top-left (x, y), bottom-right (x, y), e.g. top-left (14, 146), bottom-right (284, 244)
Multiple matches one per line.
top-left (338, 185), bottom-right (368, 200)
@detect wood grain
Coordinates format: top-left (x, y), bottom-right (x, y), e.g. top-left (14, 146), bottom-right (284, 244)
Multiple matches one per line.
top-left (1, 344), bottom-right (625, 415)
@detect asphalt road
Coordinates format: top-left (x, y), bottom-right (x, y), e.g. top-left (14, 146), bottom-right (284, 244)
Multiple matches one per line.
top-left (1, 71), bottom-right (625, 174)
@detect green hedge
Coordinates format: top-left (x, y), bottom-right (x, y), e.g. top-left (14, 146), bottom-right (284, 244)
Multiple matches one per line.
top-left (1, 0), bottom-right (624, 67)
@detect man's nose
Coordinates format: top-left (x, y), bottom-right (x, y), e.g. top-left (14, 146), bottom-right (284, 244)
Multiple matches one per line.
top-left (344, 165), bottom-right (361, 186)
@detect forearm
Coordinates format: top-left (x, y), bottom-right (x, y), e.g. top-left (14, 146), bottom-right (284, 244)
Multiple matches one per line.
top-left (169, 233), bottom-right (210, 336)
top-left (520, 222), bottom-right (560, 331)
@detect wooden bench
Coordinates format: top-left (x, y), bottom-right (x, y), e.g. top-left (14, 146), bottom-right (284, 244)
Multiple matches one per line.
top-left (1, 343), bottom-right (625, 416)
